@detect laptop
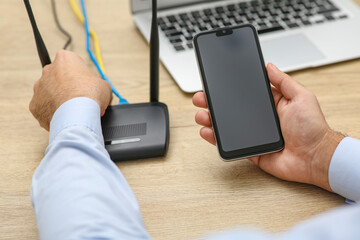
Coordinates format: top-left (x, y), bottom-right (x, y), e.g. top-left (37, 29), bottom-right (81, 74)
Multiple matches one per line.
top-left (131, 0), bottom-right (360, 92)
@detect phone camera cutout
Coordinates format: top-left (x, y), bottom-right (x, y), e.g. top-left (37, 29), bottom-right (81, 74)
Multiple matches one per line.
top-left (216, 28), bottom-right (233, 37)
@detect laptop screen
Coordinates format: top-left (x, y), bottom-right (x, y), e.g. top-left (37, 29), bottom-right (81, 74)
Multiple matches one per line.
top-left (132, 0), bottom-right (220, 13)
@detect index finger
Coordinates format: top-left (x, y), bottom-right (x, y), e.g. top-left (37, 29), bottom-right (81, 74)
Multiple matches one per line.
top-left (193, 92), bottom-right (208, 108)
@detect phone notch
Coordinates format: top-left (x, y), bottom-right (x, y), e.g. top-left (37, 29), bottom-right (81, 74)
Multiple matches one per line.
top-left (216, 28), bottom-right (233, 37)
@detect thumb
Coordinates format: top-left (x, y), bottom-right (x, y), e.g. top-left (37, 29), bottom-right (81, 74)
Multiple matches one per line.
top-left (267, 63), bottom-right (304, 100)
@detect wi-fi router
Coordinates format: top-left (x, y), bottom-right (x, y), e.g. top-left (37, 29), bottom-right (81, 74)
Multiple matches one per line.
top-left (102, 0), bottom-right (169, 161)
top-left (24, 0), bottom-right (169, 162)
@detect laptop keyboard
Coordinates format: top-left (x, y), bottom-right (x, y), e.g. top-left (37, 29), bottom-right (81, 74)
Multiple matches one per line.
top-left (158, 0), bottom-right (349, 52)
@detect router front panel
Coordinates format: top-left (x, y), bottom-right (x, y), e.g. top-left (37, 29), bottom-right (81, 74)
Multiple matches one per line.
top-left (102, 102), bottom-right (170, 161)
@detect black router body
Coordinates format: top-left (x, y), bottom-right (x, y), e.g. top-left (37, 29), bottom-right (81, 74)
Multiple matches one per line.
top-left (24, 0), bottom-right (169, 162)
top-left (102, 102), bottom-right (169, 161)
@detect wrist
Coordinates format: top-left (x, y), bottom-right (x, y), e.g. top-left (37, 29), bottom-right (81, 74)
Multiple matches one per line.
top-left (311, 129), bottom-right (345, 191)
top-left (49, 97), bottom-right (102, 143)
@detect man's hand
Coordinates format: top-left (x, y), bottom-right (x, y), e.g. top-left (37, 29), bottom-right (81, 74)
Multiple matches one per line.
top-left (29, 50), bottom-right (112, 131)
top-left (193, 63), bottom-right (344, 191)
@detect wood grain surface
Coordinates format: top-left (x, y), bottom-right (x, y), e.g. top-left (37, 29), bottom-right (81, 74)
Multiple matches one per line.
top-left (1, 0), bottom-right (360, 239)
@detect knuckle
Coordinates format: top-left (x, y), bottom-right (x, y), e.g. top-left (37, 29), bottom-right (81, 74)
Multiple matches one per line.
top-left (56, 49), bottom-right (82, 61)
top-left (103, 81), bottom-right (113, 95)
top-left (195, 111), bottom-right (200, 120)
top-left (300, 90), bottom-right (317, 102)
top-left (55, 50), bottom-right (73, 63)
top-left (304, 90), bottom-right (315, 99)
top-left (29, 101), bottom-right (36, 115)
top-left (28, 101), bottom-right (33, 113)
top-left (56, 49), bottom-right (68, 58)
top-left (104, 80), bottom-right (112, 90)
top-left (42, 65), bottom-right (51, 75)
top-left (33, 80), bottom-right (40, 92)
top-left (195, 111), bottom-right (203, 124)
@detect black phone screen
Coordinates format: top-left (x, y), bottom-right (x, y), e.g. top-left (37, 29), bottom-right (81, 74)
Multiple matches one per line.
top-left (194, 25), bottom-right (283, 159)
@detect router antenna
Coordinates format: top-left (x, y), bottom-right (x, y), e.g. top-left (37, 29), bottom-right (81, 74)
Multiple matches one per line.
top-left (24, 0), bottom-right (51, 67)
top-left (150, 0), bottom-right (159, 102)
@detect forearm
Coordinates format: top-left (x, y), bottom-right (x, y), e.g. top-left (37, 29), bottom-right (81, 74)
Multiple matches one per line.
top-left (31, 98), bottom-right (151, 240)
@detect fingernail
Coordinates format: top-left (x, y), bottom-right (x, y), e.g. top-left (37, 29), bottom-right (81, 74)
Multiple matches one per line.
top-left (269, 63), bottom-right (279, 71)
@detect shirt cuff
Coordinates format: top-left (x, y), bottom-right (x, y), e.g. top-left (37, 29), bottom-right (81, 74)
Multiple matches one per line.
top-left (329, 137), bottom-right (360, 203)
top-left (49, 97), bottom-right (102, 143)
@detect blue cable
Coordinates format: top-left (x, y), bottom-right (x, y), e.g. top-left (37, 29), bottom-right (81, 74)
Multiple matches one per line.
top-left (80, 0), bottom-right (128, 104)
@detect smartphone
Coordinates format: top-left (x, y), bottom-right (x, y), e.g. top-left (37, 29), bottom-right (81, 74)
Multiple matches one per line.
top-left (193, 24), bottom-right (284, 161)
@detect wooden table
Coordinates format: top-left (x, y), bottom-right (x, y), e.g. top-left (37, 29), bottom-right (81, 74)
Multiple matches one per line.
top-left (1, 0), bottom-right (360, 239)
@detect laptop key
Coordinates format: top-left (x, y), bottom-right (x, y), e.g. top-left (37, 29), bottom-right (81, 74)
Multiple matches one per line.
top-left (238, 2), bottom-right (248, 9)
top-left (187, 43), bottom-right (194, 49)
top-left (203, 9), bottom-right (213, 16)
top-left (167, 15), bottom-right (177, 23)
top-left (166, 31), bottom-right (183, 37)
top-left (250, 0), bottom-right (260, 7)
top-left (287, 22), bottom-right (299, 28)
top-left (317, 6), bottom-right (339, 14)
top-left (324, 13), bottom-right (335, 21)
top-left (159, 24), bottom-right (167, 31)
top-left (215, 7), bottom-right (225, 14)
top-left (301, 20), bottom-right (312, 25)
top-left (227, 13), bottom-right (235, 19)
top-left (258, 14), bottom-right (267, 19)
top-left (258, 25), bottom-right (284, 35)
top-left (306, 12), bottom-right (314, 17)
top-left (191, 11), bottom-right (201, 19)
top-left (250, 8), bottom-right (258, 14)
top-left (258, 22), bottom-right (267, 27)
top-left (174, 45), bottom-right (185, 51)
top-left (339, 15), bottom-right (348, 19)
top-left (246, 17), bottom-right (255, 22)
top-left (170, 38), bottom-right (182, 44)
top-left (158, 18), bottom-right (165, 25)
top-left (179, 13), bottom-right (189, 20)
top-left (161, 25), bottom-right (176, 31)
top-left (203, 18), bottom-right (212, 23)
top-left (227, 4), bottom-right (236, 11)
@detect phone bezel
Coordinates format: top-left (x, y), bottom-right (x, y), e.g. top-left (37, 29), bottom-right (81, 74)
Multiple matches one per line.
top-left (193, 24), bottom-right (284, 160)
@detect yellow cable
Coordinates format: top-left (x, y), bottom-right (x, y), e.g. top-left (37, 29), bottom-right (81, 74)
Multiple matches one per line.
top-left (69, 0), bottom-right (106, 74)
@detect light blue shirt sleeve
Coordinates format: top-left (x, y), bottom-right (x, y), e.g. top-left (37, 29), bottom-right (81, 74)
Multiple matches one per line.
top-left (31, 98), bottom-right (360, 240)
top-left (31, 97), bottom-right (151, 240)
top-left (329, 137), bottom-right (360, 203)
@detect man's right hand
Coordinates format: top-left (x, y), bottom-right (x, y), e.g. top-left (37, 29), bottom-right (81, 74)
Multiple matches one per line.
top-left (193, 63), bottom-right (345, 191)
top-left (29, 50), bottom-right (113, 131)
